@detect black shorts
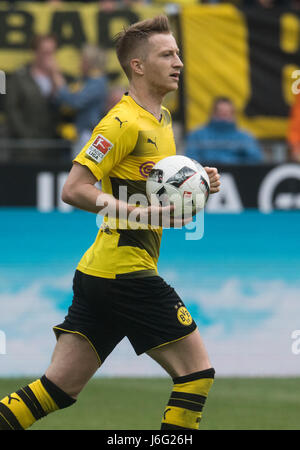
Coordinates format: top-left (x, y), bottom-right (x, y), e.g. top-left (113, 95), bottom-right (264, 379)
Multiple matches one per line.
top-left (53, 270), bottom-right (197, 365)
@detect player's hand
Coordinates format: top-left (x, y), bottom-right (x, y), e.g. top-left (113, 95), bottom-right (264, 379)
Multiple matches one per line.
top-left (140, 204), bottom-right (193, 229)
top-left (169, 213), bottom-right (194, 228)
top-left (139, 204), bottom-right (174, 228)
top-left (204, 167), bottom-right (221, 194)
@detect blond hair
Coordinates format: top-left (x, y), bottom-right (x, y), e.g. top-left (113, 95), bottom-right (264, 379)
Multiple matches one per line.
top-left (114, 15), bottom-right (171, 79)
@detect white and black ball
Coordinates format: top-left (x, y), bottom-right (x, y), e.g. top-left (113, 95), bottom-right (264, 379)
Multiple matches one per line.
top-left (146, 155), bottom-right (210, 218)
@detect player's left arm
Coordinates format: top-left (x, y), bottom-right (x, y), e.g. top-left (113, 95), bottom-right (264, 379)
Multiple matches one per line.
top-left (204, 167), bottom-right (221, 194)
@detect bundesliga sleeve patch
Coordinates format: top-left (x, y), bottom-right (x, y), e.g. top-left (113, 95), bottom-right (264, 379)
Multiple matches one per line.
top-left (85, 134), bottom-right (113, 163)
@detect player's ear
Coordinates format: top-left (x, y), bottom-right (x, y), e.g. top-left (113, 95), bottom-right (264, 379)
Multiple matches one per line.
top-left (130, 58), bottom-right (144, 76)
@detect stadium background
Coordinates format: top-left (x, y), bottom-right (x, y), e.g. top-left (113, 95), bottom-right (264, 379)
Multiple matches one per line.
top-left (0, 0), bottom-right (300, 430)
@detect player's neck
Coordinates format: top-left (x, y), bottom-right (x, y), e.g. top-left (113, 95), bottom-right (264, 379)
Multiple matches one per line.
top-left (128, 86), bottom-right (163, 121)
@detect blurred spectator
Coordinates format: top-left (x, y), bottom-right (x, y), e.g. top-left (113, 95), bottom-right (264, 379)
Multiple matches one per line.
top-left (50, 44), bottom-right (109, 158)
top-left (287, 93), bottom-right (300, 162)
top-left (185, 97), bottom-right (264, 165)
top-left (5, 34), bottom-right (59, 140)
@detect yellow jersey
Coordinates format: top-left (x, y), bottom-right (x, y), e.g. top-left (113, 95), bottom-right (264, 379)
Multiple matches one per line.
top-left (74, 94), bottom-right (176, 279)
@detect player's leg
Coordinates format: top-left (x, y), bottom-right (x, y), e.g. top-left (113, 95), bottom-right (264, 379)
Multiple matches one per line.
top-left (0, 332), bottom-right (100, 430)
top-left (147, 327), bottom-right (211, 378)
top-left (147, 328), bottom-right (215, 430)
top-left (0, 270), bottom-right (126, 430)
top-left (45, 332), bottom-right (101, 397)
top-left (120, 275), bottom-right (214, 430)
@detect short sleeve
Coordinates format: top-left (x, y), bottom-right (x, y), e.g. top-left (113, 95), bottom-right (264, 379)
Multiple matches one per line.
top-left (73, 112), bottom-right (138, 181)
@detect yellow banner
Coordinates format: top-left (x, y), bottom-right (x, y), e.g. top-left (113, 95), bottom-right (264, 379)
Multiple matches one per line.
top-left (0, 2), bottom-right (185, 116)
top-left (0, 2), bottom-right (164, 81)
top-left (181, 5), bottom-right (300, 138)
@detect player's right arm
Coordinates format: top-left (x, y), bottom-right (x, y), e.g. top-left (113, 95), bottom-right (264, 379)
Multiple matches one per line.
top-left (62, 107), bottom-right (138, 215)
top-left (62, 161), bottom-right (176, 224)
top-left (62, 161), bottom-right (136, 216)
top-left (61, 111), bottom-right (173, 222)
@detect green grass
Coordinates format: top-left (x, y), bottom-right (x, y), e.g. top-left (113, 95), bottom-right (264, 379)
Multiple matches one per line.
top-left (0, 377), bottom-right (299, 430)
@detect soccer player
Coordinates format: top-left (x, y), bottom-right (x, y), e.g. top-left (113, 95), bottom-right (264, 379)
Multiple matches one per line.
top-left (0, 15), bottom-right (221, 430)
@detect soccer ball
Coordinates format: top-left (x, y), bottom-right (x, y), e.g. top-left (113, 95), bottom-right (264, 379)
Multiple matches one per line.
top-left (146, 155), bottom-right (210, 218)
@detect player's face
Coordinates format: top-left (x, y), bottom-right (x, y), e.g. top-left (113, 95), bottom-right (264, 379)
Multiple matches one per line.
top-left (142, 33), bottom-right (183, 95)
